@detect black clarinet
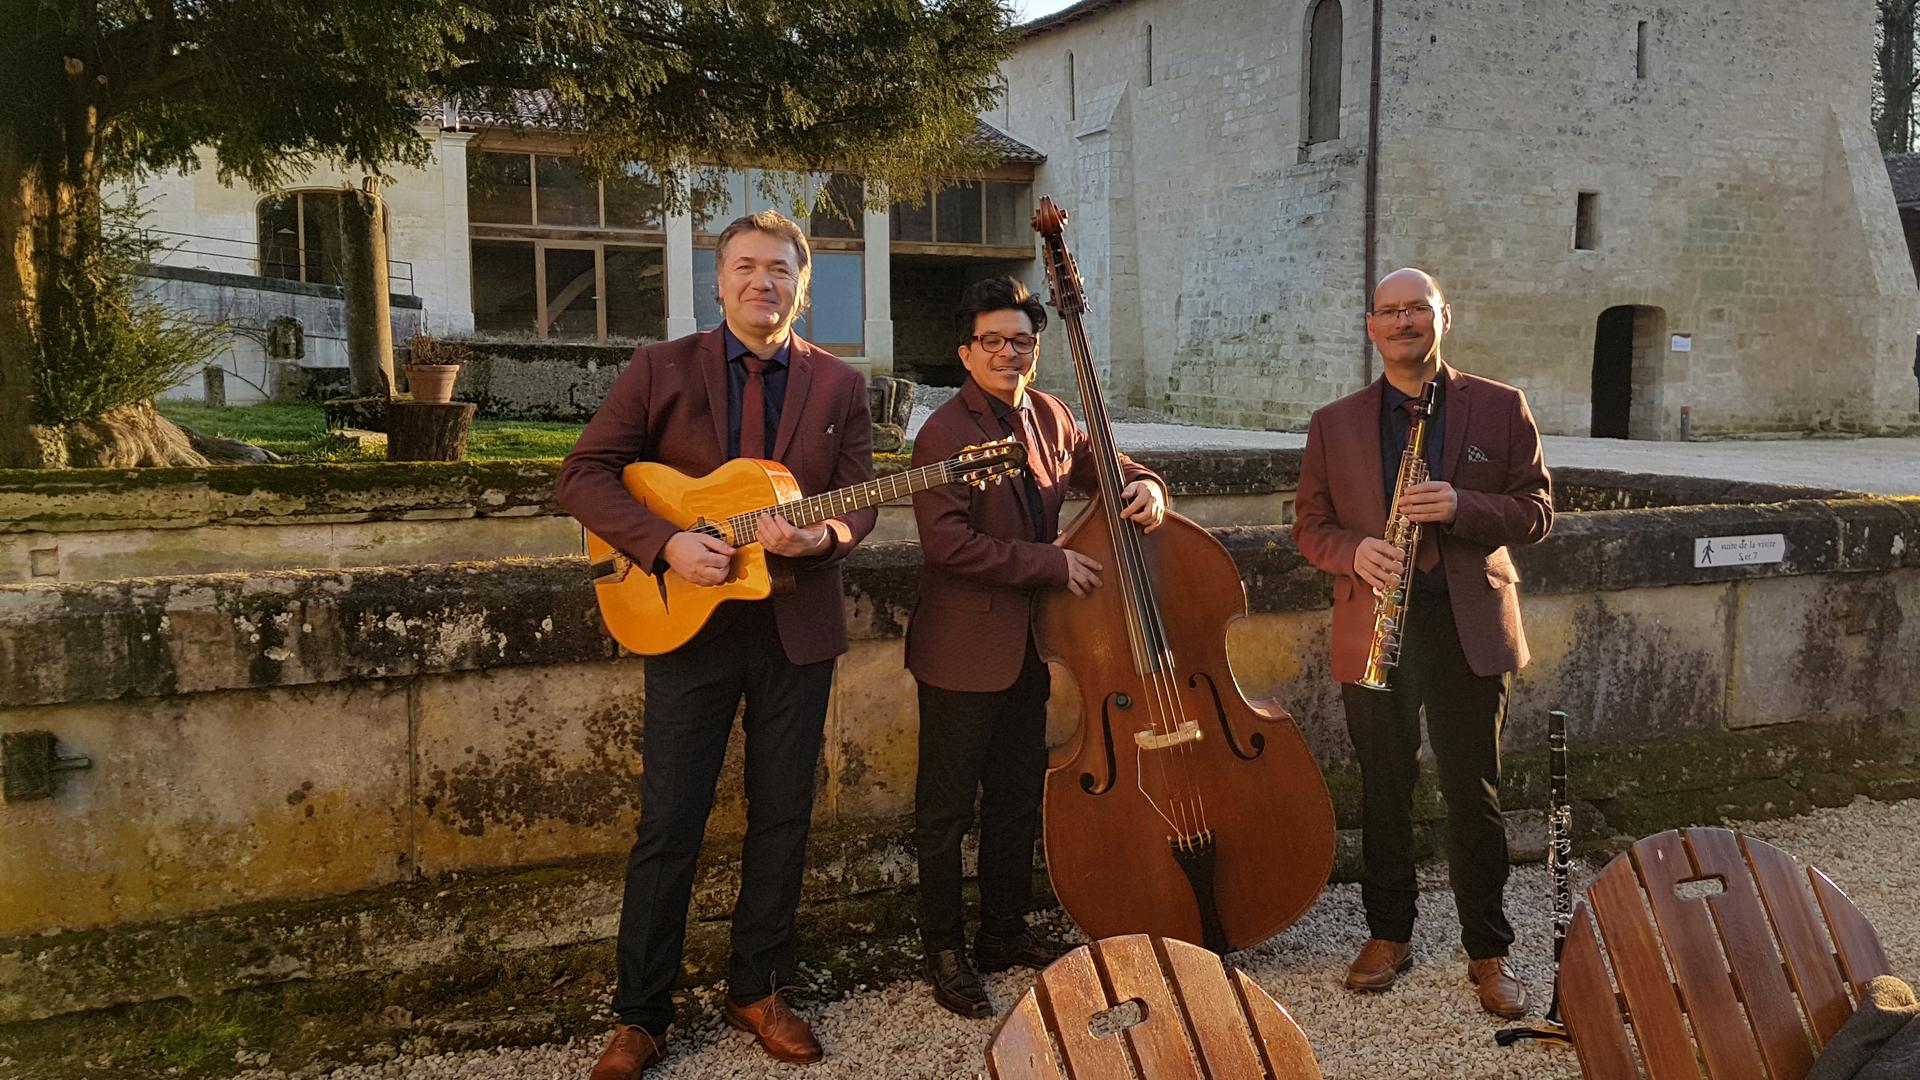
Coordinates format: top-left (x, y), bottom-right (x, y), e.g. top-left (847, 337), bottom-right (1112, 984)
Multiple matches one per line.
top-left (1495, 708), bottom-right (1573, 1046)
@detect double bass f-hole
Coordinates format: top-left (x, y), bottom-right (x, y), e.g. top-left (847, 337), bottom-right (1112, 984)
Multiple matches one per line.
top-left (1080, 692), bottom-right (1130, 796)
top-left (1189, 671), bottom-right (1266, 761)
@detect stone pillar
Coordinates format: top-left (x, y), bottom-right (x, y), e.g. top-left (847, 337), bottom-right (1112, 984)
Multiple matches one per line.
top-left (666, 208), bottom-right (698, 340)
top-left (862, 205), bottom-right (894, 376)
top-left (339, 179), bottom-right (395, 398)
top-left (436, 130), bottom-right (477, 334)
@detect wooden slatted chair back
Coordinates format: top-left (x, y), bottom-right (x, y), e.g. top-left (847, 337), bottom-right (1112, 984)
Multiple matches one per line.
top-left (985, 934), bottom-right (1323, 1080)
top-left (1557, 827), bottom-right (1893, 1079)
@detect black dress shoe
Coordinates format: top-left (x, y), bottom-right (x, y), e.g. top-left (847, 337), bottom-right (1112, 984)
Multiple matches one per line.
top-left (972, 926), bottom-right (1070, 974)
top-left (924, 948), bottom-right (993, 1019)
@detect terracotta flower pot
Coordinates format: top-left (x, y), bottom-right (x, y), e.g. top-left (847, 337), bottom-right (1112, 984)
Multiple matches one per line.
top-left (406, 363), bottom-right (460, 404)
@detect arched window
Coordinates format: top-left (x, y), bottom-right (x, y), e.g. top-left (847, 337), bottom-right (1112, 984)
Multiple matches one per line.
top-left (1306, 0), bottom-right (1343, 145)
top-left (258, 190), bottom-right (347, 286)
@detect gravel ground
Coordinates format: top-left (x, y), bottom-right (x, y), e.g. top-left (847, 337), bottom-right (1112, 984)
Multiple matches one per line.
top-left (233, 797), bottom-right (1920, 1080)
top-left (906, 400), bottom-right (1920, 495)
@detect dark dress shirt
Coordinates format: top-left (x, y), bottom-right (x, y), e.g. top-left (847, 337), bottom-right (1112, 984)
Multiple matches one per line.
top-left (984, 388), bottom-right (1052, 542)
top-left (723, 325), bottom-right (791, 459)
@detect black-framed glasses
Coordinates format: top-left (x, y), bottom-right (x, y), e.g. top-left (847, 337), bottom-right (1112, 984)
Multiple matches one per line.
top-left (969, 333), bottom-right (1039, 355)
top-left (1368, 303), bottom-right (1437, 324)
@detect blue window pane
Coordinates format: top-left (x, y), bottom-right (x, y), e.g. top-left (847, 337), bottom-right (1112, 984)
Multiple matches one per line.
top-left (694, 256), bottom-right (722, 330)
top-left (802, 252), bottom-right (863, 350)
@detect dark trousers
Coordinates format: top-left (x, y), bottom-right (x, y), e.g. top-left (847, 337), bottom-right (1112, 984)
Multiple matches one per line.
top-left (611, 603), bottom-right (834, 1035)
top-left (913, 645), bottom-right (1050, 953)
top-left (1340, 591), bottom-right (1516, 960)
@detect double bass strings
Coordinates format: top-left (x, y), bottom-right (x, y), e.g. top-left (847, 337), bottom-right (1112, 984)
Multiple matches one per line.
top-left (1046, 234), bottom-right (1210, 848)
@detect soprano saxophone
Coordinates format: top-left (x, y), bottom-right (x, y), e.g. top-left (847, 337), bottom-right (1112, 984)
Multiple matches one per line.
top-left (1357, 380), bottom-right (1438, 691)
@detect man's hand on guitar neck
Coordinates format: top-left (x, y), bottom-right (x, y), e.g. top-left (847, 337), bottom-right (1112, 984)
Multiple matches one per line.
top-left (755, 514), bottom-right (831, 558)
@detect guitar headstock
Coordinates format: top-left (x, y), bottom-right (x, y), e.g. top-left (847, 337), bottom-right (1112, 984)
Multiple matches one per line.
top-left (946, 436), bottom-right (1029, 489)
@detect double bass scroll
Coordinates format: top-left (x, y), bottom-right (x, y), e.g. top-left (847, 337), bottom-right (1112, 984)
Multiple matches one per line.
top-left (1030, 197), bottom-right (1337, 953)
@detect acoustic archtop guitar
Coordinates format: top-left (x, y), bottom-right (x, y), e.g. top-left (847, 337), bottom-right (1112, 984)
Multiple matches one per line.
top-left (586, 438), bottom-right (1027, 655)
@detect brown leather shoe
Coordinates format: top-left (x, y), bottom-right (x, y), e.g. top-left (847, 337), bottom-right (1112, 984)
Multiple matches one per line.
top-left (589, 1024), bottom-right (665, 1080)
top-left (724, 990), bottom-right (823, 1064)
top-left (1344, 938), bottom-right (1414, 991)
top-left (1469, 957), bottom-right (1529, 1019)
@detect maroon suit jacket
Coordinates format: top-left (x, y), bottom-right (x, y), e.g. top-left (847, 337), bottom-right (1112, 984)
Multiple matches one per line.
top-left (1292, 361), bottom-right (1553, 682)
top-left (907, 379), bottom-right (1161, 693)
top-left (554, 327), bottom-right (877, 666)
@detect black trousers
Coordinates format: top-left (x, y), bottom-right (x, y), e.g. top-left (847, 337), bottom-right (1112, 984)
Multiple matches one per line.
top-left (1340, 590), bottom-right (1516, 960)
top-left (611, 603), bottom-right (834, 1035)
top-left (914, 645), bottom-right (1050, 953)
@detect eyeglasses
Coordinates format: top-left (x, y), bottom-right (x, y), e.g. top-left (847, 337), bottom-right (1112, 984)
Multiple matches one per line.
top-left (969, 333), bottom-right (1039, 355)
top-left (1368, 303), bottom-right (1438, 324)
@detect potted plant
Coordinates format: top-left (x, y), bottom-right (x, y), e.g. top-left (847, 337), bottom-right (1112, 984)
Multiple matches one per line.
top-left (404, 332), bottom-right (474, 403)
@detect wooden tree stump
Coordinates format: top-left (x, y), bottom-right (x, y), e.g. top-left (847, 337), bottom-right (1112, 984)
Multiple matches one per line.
top-left (386, 401), bottom-right (474, 461)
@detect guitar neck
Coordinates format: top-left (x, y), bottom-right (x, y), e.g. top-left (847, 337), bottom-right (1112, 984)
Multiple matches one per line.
top-left (720, 460), bottom-right (961, 542)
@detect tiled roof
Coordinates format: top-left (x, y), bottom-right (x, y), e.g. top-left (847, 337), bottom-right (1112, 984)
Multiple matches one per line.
top-left (422, 94), bottom-right (1044, 166)
top-left (1021, 0), bottom-right (1132, 38)
top-left (1887, 153), bottom-right (1920, 207)
top-left (972, 119), bottom-right (1046, 163)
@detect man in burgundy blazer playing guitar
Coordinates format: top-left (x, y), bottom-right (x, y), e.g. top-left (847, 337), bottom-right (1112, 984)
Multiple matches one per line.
top-left (907, 277), bottom-right (1166, 1018)
top-left (1292, 268), bottom-right (1553, 1020)
top-left (556, 211), bottom-right (875, 1077)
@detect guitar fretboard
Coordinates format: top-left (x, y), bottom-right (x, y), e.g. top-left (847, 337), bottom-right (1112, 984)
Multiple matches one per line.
top-left (701, 460), bottom-right (965, 544)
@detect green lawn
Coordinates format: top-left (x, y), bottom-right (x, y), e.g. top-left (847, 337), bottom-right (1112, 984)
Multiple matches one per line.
top-left (157, 401), bottom-right (584, 462)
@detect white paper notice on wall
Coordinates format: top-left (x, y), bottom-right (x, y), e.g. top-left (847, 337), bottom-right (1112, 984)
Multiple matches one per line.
top-left (1694, 533), bottom-right (1786, 568)
top-left (1670, 333), bottom-right (1693, 352)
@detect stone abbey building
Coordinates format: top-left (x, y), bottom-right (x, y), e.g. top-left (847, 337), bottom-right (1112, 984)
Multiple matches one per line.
top-left (992, 0), bottom-right (1920, 437)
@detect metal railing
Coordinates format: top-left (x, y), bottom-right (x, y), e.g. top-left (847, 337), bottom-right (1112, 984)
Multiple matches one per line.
top-left (131, 228), bottom-right (416, 296)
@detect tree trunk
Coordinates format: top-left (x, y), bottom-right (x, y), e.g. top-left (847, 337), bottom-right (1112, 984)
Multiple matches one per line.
top-left (0, 118), bottom-right (43, 467)
top-left (386, 400), bottom-right (474, 461)
top-left (340, 182), bottom-right (395, 399)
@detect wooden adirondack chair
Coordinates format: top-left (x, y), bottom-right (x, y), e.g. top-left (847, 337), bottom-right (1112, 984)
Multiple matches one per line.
top-left (984, 934), bottom-right (1323, 1080)
top-left (1557, 827), bottom-right (1894, 1079)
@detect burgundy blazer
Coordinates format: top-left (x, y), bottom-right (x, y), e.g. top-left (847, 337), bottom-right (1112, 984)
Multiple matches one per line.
top-left (1292, 361), bottom-right (1553, 682)
top-left (906, 379), bottom-right (1161, 693)
top-left (554, 327), bottom-right (877, 666)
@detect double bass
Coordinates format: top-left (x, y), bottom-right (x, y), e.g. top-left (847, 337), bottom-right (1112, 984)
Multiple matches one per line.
top-left (1033, 198), bottom-right (1336, 952)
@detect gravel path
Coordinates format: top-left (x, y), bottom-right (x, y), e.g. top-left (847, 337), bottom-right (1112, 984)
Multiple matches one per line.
top-left (236, 797), bottom-right (1920, 1080)
top-left (907, 400), bottom-right (1920, 495)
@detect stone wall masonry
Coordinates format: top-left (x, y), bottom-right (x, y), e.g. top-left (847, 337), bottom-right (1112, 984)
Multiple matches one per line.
top-left (1376, 0), bottom-right (1920, 437)
top-left (1002, 0), bottom-right (1377, 426)
top-left (430, 340), bottom-right (635, 422)
top-left (0, 451), bottom-right (1304, 584)
top-left (998, 1), bottom-right (1917, 436)
top-left (2, 495), bottom-right (1917, 1021)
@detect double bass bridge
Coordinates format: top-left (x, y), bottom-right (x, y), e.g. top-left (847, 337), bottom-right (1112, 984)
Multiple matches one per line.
top-left (1134, 720), bottom-right (1203, 751)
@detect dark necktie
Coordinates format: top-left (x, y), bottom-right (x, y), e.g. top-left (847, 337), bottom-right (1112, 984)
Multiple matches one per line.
top-left (1402, 399), bottom-right (1441, 573)
top-left (739, 355), bottom-right (773, 459)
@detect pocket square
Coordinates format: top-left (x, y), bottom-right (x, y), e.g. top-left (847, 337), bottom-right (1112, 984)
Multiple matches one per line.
top-left (1467, 445), bottom-right (1490, 464)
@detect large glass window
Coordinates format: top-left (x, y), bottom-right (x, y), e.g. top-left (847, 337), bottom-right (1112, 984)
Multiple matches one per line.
top-left (890, 181), bottom-right (1031, 247)
top-left (471, 241), bottom-right (539, 335)
top-left (469, 148), bottom-right (666, 341)
top-left (798, 252), bottom-right (864, 352)
top-left (468, 152), bottom-right (532, 224)
top-left (935, 181), bottom-right (983, 244)
top-left (809, 174), bottom-right (865, 239)
top-left (604, 246), bottom-right (666, 340)
top-left (257, 190), bottom-right (346, 286)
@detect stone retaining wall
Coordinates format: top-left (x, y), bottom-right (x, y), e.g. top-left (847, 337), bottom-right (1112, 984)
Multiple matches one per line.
top-left (1, 494), bottom-right (1916, 1022)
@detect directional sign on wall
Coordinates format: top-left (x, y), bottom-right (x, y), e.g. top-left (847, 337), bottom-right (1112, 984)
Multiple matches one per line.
top-left (1694, 533), bottom-right (1786, 569)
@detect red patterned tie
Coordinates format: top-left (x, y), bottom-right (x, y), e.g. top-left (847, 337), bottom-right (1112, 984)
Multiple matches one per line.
top-left (739, 356), bottom-right (772, 459)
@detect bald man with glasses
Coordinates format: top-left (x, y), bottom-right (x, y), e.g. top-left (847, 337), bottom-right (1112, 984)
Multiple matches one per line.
top-left (904, 276), bottom-right (1166, 1018)
top-left (1293, 268), bottom-right (1553, 1020)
